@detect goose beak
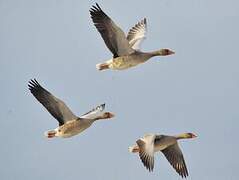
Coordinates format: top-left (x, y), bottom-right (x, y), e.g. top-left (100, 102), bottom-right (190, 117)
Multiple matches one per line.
top-left (168, 50), bottom-right (175, 55)
top-left (191, 133), bottom-right (197, 138)
top-left (108, 112), bottom-right (115, 118)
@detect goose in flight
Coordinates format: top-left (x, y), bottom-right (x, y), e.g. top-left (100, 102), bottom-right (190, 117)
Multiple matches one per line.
top-left (28, 79), bottom-right (114, 138)
top-left (129, 133), bottom-right (197, 178)
top-left (90, 3), bottom-right (174, 71)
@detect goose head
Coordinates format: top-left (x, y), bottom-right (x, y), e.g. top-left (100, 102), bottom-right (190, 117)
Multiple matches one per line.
top-left (158, 49), bottom-right (175, 56)
top-left (178, 132), bottom-right (197, 139)
top-left (186, 132), bottom-right (197, 138)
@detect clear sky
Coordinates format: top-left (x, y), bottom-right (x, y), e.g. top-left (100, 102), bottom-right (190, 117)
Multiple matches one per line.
top-left (0, 0), bottom-right (239, 179)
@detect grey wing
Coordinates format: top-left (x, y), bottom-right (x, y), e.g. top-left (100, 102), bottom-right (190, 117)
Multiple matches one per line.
top-left (161, 143), bottom-right (189, 178)
top-left (28, 79), bottom-right (77, 126)
top-left (136, 137), bottom-right (155, 172)
top-left (154, 135), bottom-right (176, 148)
top-left (127, 18), bottom-right (147, 50)
top-left (90, 3), bottom-right (134, 58)
top-left (80, 103), bottom-right (105, 119)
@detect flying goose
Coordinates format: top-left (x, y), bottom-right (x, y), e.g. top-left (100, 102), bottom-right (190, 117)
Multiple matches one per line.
top-left (28, 79), bottom-right (114, 138)
top-left (90, 3), bottom-right (174, 71)
top-left (129, 133), bottom-right (197, 178)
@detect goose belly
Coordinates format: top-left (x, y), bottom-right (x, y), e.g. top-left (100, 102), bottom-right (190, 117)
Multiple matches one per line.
top-left (110, 56), bottom-right (144, 70)
top-left (60, 121), bottom-right (92, 138)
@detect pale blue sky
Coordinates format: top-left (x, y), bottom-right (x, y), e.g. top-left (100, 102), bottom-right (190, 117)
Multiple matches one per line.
top-left (0, 0), bottom-right (239, 179)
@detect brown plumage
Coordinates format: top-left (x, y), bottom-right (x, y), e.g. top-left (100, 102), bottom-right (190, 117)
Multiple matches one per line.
top-left (28, 79), bottom-right (114, 138)
top-left (90, 3), bottom-right (174, 71)
top-left (129, 133), bottom-right (197, 178)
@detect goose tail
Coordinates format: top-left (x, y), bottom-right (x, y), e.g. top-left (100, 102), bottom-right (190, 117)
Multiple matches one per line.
top-left (44, 129), bottom-right (57, 138)
top-left (128, 145), bottom-right (140, 153)
top-left (96, 62), bottom-right (110, 71)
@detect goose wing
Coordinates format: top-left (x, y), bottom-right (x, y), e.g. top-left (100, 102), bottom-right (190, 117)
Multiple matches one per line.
top-left (161, 143), bottom-right (189, 178)
top-left (28, 79), bottom-right (77, 126)
top-left (127, 18), bottom-right (147, 50)
top-left (80, 103), bottom-right (105, 119)
top-left (136, 134), bottom-right (156, 172)
top-left (90, 3), bottom-right (134, 58)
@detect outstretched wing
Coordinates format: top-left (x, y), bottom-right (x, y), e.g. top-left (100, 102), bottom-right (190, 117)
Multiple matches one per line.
top-left (136, 134), bottom-right (156, 172)
top-left (127, 18), bottom-right (147, 50)
top-left (162, 143), bottom-right (189, 178)
top-left (28, 79), bottom-right (77, 126)
top-left (80, 103), bottom-right (105, 119)
top-left (90, 3), bottom-right (134, 58)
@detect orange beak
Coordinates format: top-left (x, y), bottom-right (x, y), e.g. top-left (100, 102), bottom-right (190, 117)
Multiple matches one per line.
top-left (108, 112), bottom-right (115, 118)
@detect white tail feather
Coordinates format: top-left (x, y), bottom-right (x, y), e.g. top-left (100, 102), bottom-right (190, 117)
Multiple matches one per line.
top-left (96, 62), bottom-right (110, 70)
top-left (44, 129), bottom-right (57, 138)
top-left (128, 146), bottom-right (134, 152)
top-left (96, 63), bottom-right (102, 70)
top-left (128, 144), bottom-right (139, 153)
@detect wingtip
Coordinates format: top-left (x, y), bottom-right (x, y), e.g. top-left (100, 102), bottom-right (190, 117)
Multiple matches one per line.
top-left (90, 3), bottom-right (101, 11)
top-left (28, 79), bottom-right (35, 89)
top-left (95, 103), bottom-right (106, 111)
top-left (100, 103), bottom-right (105, 110)
top-left (28, 78), bottom-right (33, 84)
top-left (28, 78), bottom-right (39, 87)
top-left (143, 18), bottom-right (147, 24)
top-left (148, 167), bottom-right (154, 172)
top-left (28, 79), bottom-right (43, 93)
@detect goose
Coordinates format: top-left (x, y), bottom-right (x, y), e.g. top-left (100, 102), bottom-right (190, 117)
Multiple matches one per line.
top-left (90, 3), bottom-right (174, 71)
top-left (129, 133), bottom-right (197, 178)
top-left (28, 79), bottom-right (114, 138)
